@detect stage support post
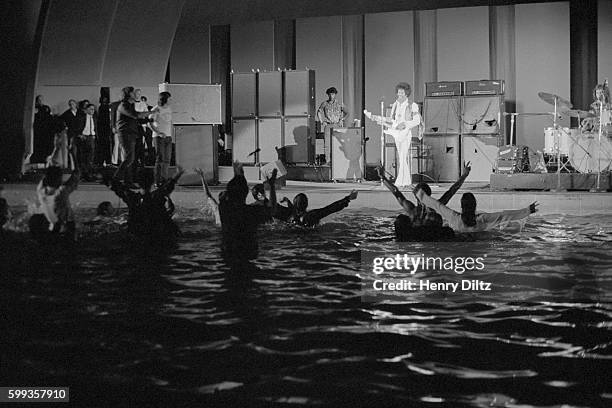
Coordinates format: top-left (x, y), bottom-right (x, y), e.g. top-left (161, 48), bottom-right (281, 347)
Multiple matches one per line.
top-left (380, 100), bottom-right (385, 186)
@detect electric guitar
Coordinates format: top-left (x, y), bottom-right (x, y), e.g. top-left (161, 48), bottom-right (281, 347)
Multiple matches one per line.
top-left (363, 109), bottom-right (422, 140)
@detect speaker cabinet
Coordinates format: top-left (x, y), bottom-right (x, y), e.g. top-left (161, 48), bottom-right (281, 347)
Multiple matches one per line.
top-left (232, 119), bottom-right (257, 164)
top-left (330, 127), bottom-right (363, 181)
top-left (258, 71), bottom-right (282, 117)
top-left (462, 95), bottom-right (504, 135)
top-left (258, 118), bottom-right (283, 163)
top-left (232, 72), bottom-right (257, 118)
top-left (284, 116), bottom-right (315, 163)
top-left (461, 135), bottom-right (500, 182)
top-left (174, 125), bottom-right (217, 185)
top-left (423, 97), bottom-right (461, 134)
top-left (284, 70), bottom-right (315, 116)
top-left (423, 135), bottom-right (460, 182)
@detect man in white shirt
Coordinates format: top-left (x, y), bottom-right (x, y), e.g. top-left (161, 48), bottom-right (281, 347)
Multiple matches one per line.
top-left (77, 103), bottom-right (97, 180)
top-left (149, 92), bottom-right (173, 184)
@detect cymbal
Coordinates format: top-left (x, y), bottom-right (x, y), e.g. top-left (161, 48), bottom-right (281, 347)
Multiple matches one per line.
top-left (566, 109), bottom-right (596, 118)
top-left (538, 92), bottom-right (573, 110)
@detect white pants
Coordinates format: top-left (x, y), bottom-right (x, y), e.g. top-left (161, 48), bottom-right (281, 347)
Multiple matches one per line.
top-left (394, 135), bottom-right (412, 187)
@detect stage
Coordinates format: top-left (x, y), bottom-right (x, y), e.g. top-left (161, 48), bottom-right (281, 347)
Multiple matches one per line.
top-left (3, 180), bottom-right (612, 216)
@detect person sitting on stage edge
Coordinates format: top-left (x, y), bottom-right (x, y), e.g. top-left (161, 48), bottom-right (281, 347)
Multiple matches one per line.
top-left (29, 154), bottom-right (80, 242)
top-left (274, 190), bottom-right (358, 227)
top-left (219, 161), bottom-right (278, 261)
top-left (109, 167), bottom-right (184, 238)
top-left (379, 162), bottom-right (471, 227)
top-left (416, 190), bottom-right (538, 233)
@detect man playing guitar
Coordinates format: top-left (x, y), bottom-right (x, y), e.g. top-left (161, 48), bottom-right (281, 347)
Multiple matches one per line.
top-left (364, 82), bottom-right (421, 187)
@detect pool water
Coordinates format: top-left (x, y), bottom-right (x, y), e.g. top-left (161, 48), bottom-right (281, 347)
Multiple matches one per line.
top-left (2, 208), bottom-right (611, 407)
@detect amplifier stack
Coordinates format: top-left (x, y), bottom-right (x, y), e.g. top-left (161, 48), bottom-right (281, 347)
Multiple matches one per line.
top-left (422, 79), bottom-right (505, 182)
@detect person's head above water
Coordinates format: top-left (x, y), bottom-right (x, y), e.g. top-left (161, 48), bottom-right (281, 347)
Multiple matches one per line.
top-left (136, 168), bottom-right (155, 192)
top-left (293, 193), bottom-right (308, 213)
top-left (394, 214), bottom-right (413, 240)
top-left (97, 201), bottom-right (114, 216)
top-left (460, 192), bottom-right (477, 227)
top-left (43, 166), bottom-right (63, 189)
top-left (226, 175), bottom-right (249, 203)
top-left (413, 182), bottom-right (432, 200)
top-left (424, 211), bottom-right (443, 228)
top-left (251, 184), bottom-right (266, 202)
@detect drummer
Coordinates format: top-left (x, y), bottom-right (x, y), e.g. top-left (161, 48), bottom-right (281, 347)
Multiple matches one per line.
top-left (582, 82), bottom-right (610, 132)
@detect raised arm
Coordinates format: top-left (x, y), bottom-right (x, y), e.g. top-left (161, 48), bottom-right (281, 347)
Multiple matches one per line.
top-left (478, 203), bottom-right (538, 228)
top-left (62, 152), bottom-right (80, 193)
top-left (377, 167), bottom-right (416, 215)
top-left (157, 167), bottom-right (184, 197)
top-left (195, 168), bottom-right (218, 206)
top-left (416, 190), bottom-right (461, 226)
top-left (439, 161), bottom-right (471, 205)
top-left (303, 190), bottom-right (358, 226)
top-left (265, 168), bottom-right (278, 215)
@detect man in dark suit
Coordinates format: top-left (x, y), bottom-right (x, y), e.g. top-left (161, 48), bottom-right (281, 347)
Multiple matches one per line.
top-left (61, 99), bottom-right (85, 169)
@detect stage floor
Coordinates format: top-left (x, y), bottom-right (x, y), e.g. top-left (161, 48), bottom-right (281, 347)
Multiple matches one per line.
top-left (3, 180), bottom-right (612, 216)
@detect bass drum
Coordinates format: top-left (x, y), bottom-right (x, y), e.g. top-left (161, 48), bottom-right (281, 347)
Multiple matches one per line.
top-left (569, 132), bottom-right (612, 173)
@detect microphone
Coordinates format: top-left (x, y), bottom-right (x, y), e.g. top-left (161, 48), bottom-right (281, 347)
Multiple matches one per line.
top-left (247, 148), bottom-right (261, 157)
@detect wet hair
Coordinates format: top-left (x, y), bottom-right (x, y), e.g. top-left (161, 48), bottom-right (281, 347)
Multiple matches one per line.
top-left (159, 91), bottom-right (171, 106)
top-left (326, 87), bottom-right (338, 95)
top-left (226, 175), bottom-right (249, 203)
top-left (293, 193), bottom-right (308, 213)
top-left (460, 193), bottom-right (477, 227)
top-left (414, 182), bottom-right (431, 197)
top-left (43, 166), bottom-right (63, 189)
top-left (251, 184), bottom-right (265, 200)
top-left (121, 86), bottom-right (134, 101)
top-left (136, 168), bottom-right (155, 191)
top-left (97, 201), bottom-right (114, 216)
top-left (395, 82), bottom-right (412, 97)
top-left (394, 214), bottom-right (413, 240)
top-left (424, 212), bottom-right (443, 227)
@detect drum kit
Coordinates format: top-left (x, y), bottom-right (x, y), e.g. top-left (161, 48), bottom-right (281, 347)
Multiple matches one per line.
top-left (504, 89), bottom-right (612, 189)
top-left (536, 91), bottom-right (612, 176)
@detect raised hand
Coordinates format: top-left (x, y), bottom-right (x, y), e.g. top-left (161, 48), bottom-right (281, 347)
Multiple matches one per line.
top-left (363, 109), bottom-right (372, 119)
top-left (232, 161), bottom-right (244, 176)
top-left (194, 167), bottom-right (205, 178)
top-left (463, 161), bottom-right (472, 176)
top-left (266, 168), bottom-right (278, 182)
top-left (347, 190), bottom-right (358, 200)
top-left (529, 201), bottom-right (539, 214)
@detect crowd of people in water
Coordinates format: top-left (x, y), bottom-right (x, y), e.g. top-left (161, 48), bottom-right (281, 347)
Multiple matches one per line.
top-left (0, 155), bottom-right (538, 263)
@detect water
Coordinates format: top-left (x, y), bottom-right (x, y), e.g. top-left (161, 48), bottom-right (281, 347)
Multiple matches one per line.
top-left (2, 209), bottom-right (611, 407)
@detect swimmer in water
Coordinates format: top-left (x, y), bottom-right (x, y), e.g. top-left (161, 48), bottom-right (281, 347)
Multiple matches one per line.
top-left (416, 190), bottom-right (538, 233)
top-left (218, 161), bottom-right (278, 261)
top-left (109, 167), bottom-right (184, 238)
top-left (378, 161), bottom-right (471, 226)
top-left (394, 212), bottom-right (455, 242)
top-left (29, 153), bottom-right (80, 242)
top-left (274, 190), bottom-right (358, 227)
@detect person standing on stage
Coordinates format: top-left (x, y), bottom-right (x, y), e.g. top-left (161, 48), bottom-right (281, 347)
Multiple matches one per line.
top-left (61, 99), bottom-right (85, 170)
top-left (149, 91), bottom-right (173, 185)
top-left (365, 83), bottom-right (421, 187)
top-left (317, 87), bottom-right (349, 130)
top-left (76, 103), bottom-right (97, 181)
top-left (317, 87), bottom-right (349, 160)
top-left (113, 86), bottom-right (152, 187)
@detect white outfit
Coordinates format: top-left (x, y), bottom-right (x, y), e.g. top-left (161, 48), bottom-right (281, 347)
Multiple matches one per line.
top-left (150, 105), bottom-right (172, 137)
top-left (35, 176), bottom-right (78, 232)
top-left (420, 194), bottom-right (532, 233)
top-left (389, 100), bottom-right (421, 187)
